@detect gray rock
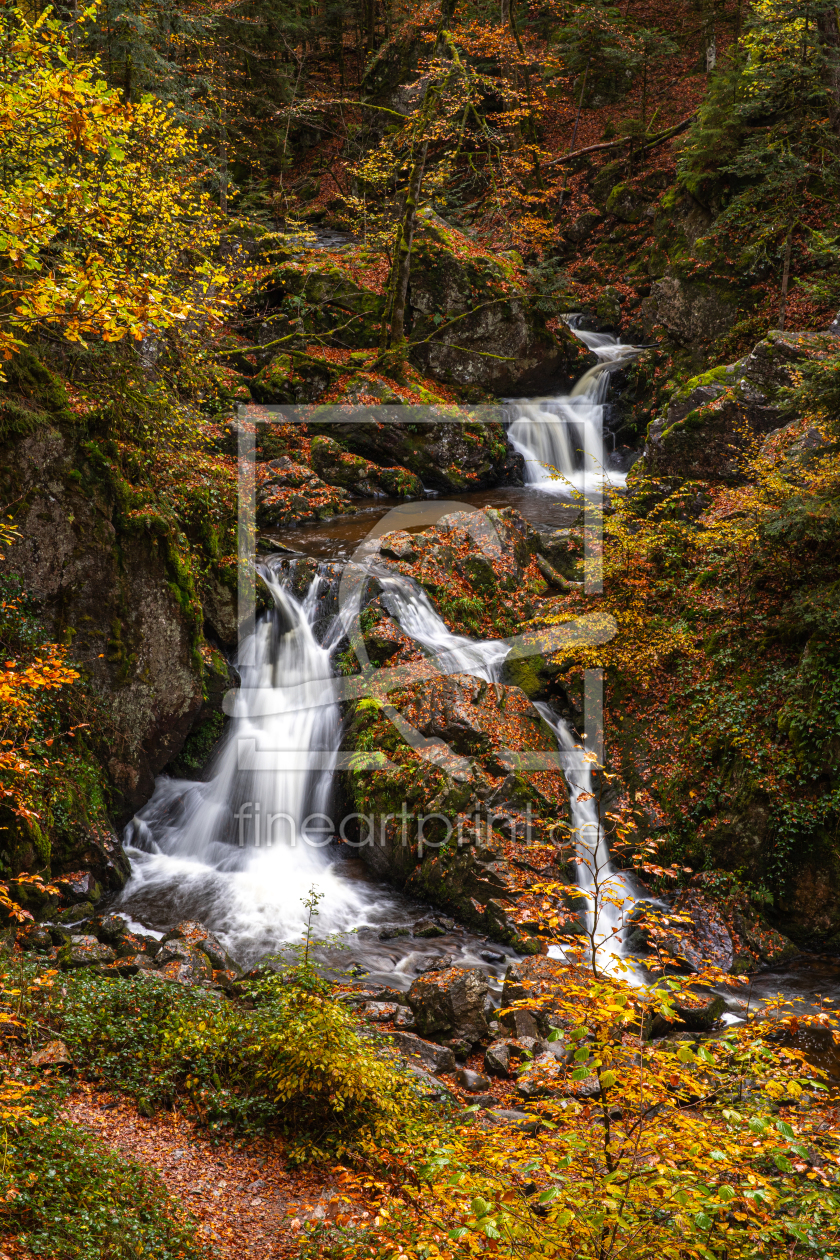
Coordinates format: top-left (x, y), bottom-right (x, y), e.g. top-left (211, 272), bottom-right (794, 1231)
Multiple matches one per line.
top-left (161, 921), bottom-right (240, 973)
top-left (486, 1109), bottom-right (541, 1135)
top-left (394, 1008), bottom-right (416, 1029)
top-left (404, 1065), bottom-right (455, 1103)
top-left (413, 918), bottom-right (446, 938)
top-left (155, 945), bottom-right (213, 986)
top-left (407, 967), bottom-right (490, 1049)
top-left (59, 936), bottom-right (116, 969)
top-left (484, 1041), bottom-right (512, 1077)
top-left (502, 1009), bottom-right (541, 1041)
top-left (362, 1002), bottom-right (399, 1022)
top-left (389, 1031), bottom-right (456, 1076)
top-left (455, 1067), bottom-right (491, 1093)
top-left (378, 924), bottom-right (410, 940)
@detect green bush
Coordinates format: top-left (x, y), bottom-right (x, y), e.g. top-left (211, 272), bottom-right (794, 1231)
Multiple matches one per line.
top-left (0, 1115), bottom-right (207, 1260)
top-left (54, 968), bottom-right (417, 1159)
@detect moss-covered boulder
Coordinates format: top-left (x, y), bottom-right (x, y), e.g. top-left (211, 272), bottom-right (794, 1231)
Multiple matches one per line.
top-left (255, 456), bottom-right (356, 527)
top-left (406, 218), bottom-right (587, 396)
top-left (638, 331), bottom-right (819, 481)
top-left (316, 411), bottom-right (519, 492)
top-left (309, 435), bottom-right (422, 498)
top-left (340, 672), bottom-right (571, 951)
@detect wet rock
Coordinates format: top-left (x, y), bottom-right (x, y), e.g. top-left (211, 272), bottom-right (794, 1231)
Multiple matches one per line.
top-left (389, 1031), bottom-right (456, 1075)
top-left (310, 436), bottom-right (422, 499)
top-left (378, 924), bottom-right (410, 940)
top-left (56, 870), bottom-right (102, 906)
top-left (162, 921), bottom-right (240, 973)
top-left (0, 378), bottom-right (205, 817)
top-left (54, 902), bottom-right (96, 927)
top-left (646, 276), bottom-right (738, 352)
top-left (379, 531), bottom-right (418, 562)
top-left (31, 1039), bottom-right (72, 1069)
top-left (407, 220), bottom-right (586, 397)
top-left (455, 1067), bottom-right (490, 1093)
top-left (485, 1108), bottom-right (541, 1135)
top-left (502, 1009), bottom-right (541, 1041)
top-left (92, 913), bottom-right (130, 946)
top-left (16, 924), bottom-right (53, 953)
top-left (413, 918), bottom-right (447, 938)
top-left (404, 1065), bottom-right (456, 1103)
top-left (394, 1008), bottom-right (416, 1029)
top-left (660, 893), bottom-right (734, 973)
top-left (673, 995), bottom-right (726, 1032)
top-left (407, 967), bottom-right (490, 1049)
top-left (414, 953), bottom-right (455, 974)
top-left (484, 1040), bottom-right (513, 1078)
top-left (256, 457), bottom-right (356, 528)
top-left (480, 950), bottom-right (505, 963)
top-left (501, 957), bottom-right (576, 1037)
top-left (362, 1002), bottom-right (399, 1022)
top-left (155, 946), bottom-right (213, 986)
top-left (639, 332), bottom-right (816, 483)
top-left (59, 935), bottom-right (116, 969)
top-left (109, 954), bottom-right (156, 977)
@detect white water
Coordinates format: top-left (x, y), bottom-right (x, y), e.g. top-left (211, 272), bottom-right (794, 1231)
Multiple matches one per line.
top-left (376, 574), bottom-right (509, 682)
top-left (508, 330), bottom-right (640, 496)
top-left (119, 566), bottom-right (388, 967)
top-left (371, 569), bottom-right (639, 972)
top-left (535, 702), bottom-right (638, 977)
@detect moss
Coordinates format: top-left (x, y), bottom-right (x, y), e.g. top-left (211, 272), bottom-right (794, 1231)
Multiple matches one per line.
top-left (169, 709), bottom-right (225, 778)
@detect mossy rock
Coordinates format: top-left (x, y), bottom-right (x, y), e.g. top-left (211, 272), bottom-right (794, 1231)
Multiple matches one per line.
top-left (605, 182), bottom-right (650, 224)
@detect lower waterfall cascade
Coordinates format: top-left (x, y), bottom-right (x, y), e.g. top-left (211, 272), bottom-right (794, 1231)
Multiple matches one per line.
top-left (119, 556), bottom-right (637, 977)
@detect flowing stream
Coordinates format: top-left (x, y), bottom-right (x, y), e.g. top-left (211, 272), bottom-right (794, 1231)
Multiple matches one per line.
top-left (508, 329), bottom-right (640, 494)
top-left (118, 329), bottom-right (643, 977)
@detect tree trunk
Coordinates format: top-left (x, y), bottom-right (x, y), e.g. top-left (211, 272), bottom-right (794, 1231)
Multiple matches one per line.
top-left (817, 6), bottom-right (840, 137)
top-left (778, 226), bottom-right (794, 330)
top-left (388, 141), bottom-right (428, 349)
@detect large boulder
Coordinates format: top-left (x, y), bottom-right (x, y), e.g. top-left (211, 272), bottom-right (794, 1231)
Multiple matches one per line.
top-left (407, 966), bottom-right (490, 1051)
top-left (256, 456), bottom-right (357, 527)
top-left (341, 670), bottom-right (571, 951)
top-left (309, 436), bottom-right (422, 498)
top-left (639, 331), bottom-right (818, 482)
top-left (407, 218), bottom-right (589, 397)
top-left (314, 411), bottom-right (522, 493)
top-left (0, 387), bottom-right (203, 816)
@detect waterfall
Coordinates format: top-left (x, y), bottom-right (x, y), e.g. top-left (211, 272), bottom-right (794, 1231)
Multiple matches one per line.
top-left (535, 702), bottom-right (638, 976)
top-left (376, 574), bottom-right (509, 682)
top-left (376, 570), bottom-right (640, 971)
top-left (118, 560), bottom-right (385, 967)
top-left (507, 329), bottom-right (640, 495)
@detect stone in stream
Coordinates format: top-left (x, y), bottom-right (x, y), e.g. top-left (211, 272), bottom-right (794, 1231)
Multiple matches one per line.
top-left (412, 918), bottom-right (447, 938)
top-left (361, 1002), bottom-right (399, 1023)
top-left (91, 913), bottom-right (130, 946)
top-left (378, 924), bottom-right (410, 940)
top-left (407, 967), bottom-right (490, 1050)
top-left (388, 1031), bottom-right (456, 1076)
top-left (413, 953), bottom-right (455, 974)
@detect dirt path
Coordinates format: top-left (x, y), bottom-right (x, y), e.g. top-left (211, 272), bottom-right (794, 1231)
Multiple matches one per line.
top-left (61, 1086), bottom-right (368, 1258)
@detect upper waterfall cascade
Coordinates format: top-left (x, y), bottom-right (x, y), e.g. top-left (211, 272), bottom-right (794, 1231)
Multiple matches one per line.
top-left (507, 329), bottom-right (640, 495)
